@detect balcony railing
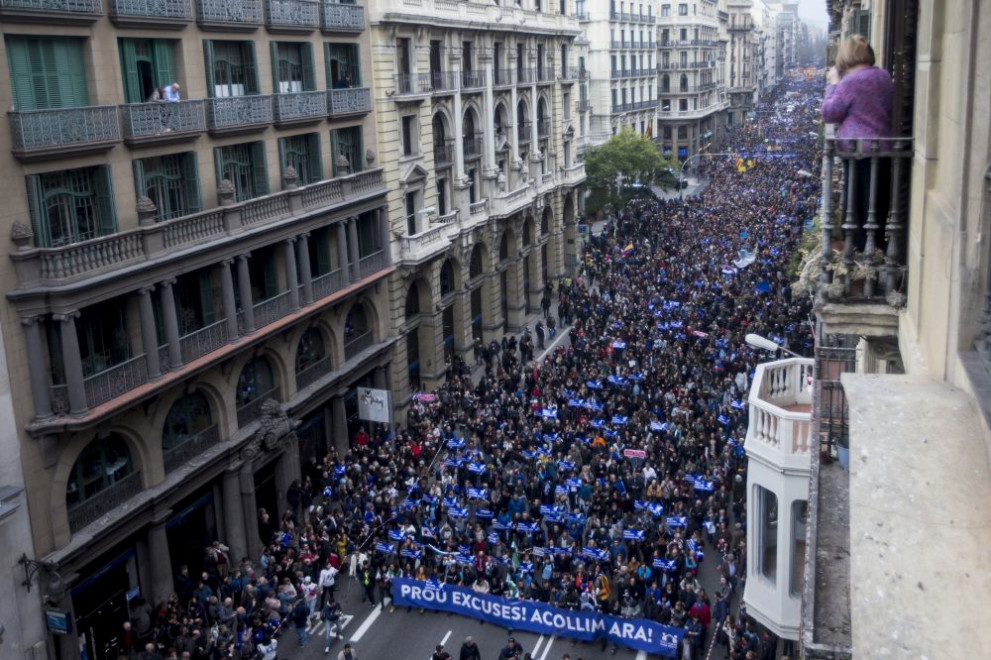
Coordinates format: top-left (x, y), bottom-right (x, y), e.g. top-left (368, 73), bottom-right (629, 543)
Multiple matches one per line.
top-left (265, 0), bottom-right (319, 31)
top-left (469, 199), bottom-right (488, 216)
top-left (236, 386), bottom-right (281, 427)
top-left (517, 120), bottom-right (532, 143)
top-left (0, 0), bottom-right (102, 22)
top-left (311, 267), bottom-right (346, 300)
top-left (357, 250), bottom-right (387, 279)
top-left (84, 353), bottom-right (150, 410)
top-left (462, 134), bottom-right (482, 159)
top-left (430, 70), bottom-right (460, 93)
top-left (328, 86), bottom-right (371, 116)
top-left (461, 70), bottom-right (486, 89)
top-left (68, 470), bottom-right (142, 533)
top-left (537, 117), bottom-right (550, 138)
top-left (109, 0), bottom-right (191, 26)
top-left (493, 68), bottom-right (517, 86)
top-left (163, 424), bottom-right (220, 474)
top-left (343, 331), bottom-right (373, 361)
top-left (296, 354), bottom-right (332, 390)
top-left (518, 68), bottom-right (536, 84)
top-left (179, 318), bottom-right (230, 365)
top-left (434, 139), bottom-right (454, 167)
top-left (746, 357), bottom-right (814, 460)
top-left (206, 95), bottom-right (273, 133)
top-left (8, 105), bottom-right (121, 161)
top-left (321, 0), bottom-right (363, 32)
top-left (398, 224), bottom-right (450, 264)
top-left (273, 90), bottom-right (327, 125)
top-left (196, 0), bottom-right (263, 29)
top-left (659, 61), bottom-right (716, 71)
top-left (395, 72), bottom-right (433, 95)
top-left (253, 290), bottom-right (294, 329)
top-left (536, 68), bottom-right (554, 84)
top-left (121, 100), bottom-right (207, 143)
top-left (817, 135), bottom-right (913, 302)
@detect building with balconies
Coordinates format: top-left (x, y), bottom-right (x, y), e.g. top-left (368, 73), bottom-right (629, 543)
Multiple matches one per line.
top-left (655, 0), bottom-right (728, 160)
top-left (724, 0), bottom-right (757, 122)
top-left (367, 0), bottom-right (585, 401)
top-left (800, 1), bottom-right (991, 658)
top-left (578, 0), bottom-right (657, 148)
top-left (0, 3), bottom-right (390, 658)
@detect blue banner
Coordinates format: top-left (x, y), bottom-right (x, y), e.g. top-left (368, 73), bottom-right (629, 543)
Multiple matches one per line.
top-left (391, 579), bottom-right (684, 656)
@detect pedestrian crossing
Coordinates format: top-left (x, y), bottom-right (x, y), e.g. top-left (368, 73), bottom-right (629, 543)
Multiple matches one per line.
top-left (305, 613), bottom-right (355, 635)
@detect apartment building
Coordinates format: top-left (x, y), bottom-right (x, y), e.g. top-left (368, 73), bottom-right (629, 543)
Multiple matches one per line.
top-left (366, 0), bottom-right (586, 399)
top-left (655, 0), bottom-right (728, 160)
top-left (725, 0), bottom-right (757, 121)
top-left (0, 2), bottom-right (391, 658)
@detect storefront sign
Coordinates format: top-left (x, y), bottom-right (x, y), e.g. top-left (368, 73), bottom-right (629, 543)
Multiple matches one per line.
top-left (357, 387), bottom-right (391, 424)
top-left (45, 609), bottom-right (70, 635)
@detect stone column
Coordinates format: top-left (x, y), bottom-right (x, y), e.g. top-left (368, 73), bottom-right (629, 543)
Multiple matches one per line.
top-left (220, 259), bottom-right (239, 341)
top-left (237, 254), bottom-right (255, 333)
top-left (223, 468), bottom-right (248, 562)
top-left (331, 396), bottom-right (349, 456)
top-left (482, 58), bottom-right (497, 173)
top-left (453, 67), bottom-right (466, 182)
top-left (529, 75), bottom-right (540, 174)
top-left (378, 208), bottom-right (391, 264)
top-left (54, 311), bottom-right (86, 415)
top-left (240, 463), bottom-right (262, 560)
top-left (296, 233), bottom-right (313, 305)
top-left (283, 238), bottom-right (300, 311)
top-left (347, 217), bottom-right (360, 281)
top-left (509, 77), bottom-right (520, 163)
top-left (335, 223), bottom-right (349, 282)
top-left (138, 286), bottom-right (162, 379)
top-left (21, 316), bottom-right (52, 419)
top-left (148, 513), bottom-right (174, 606)
top-left (159, 279), bottom-right (183, 369)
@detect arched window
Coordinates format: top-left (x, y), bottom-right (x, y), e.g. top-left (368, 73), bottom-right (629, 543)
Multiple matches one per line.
top-left (661, 74), bottom-right (670, 93)
top-left (470, 245), bottom-right (484, 279)
top-left (236, 356), bottom-right (278, 426)
top-left (162, 391), bottom-right (215, 473)
top-left (295, 327), bottom-right (328, 390)
top-left (344, 303), bottom-right (371, 359)
top-left (440, 260), bottom-right (456, 296)
top-left (67, 434), bottom-right (137, 531)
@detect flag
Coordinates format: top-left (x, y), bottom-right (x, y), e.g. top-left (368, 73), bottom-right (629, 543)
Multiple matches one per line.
top-left (421, 525), bottom-right (436, 538)
top-left (623, 529), bottom-right (645, 541)
top-left (621, 243), bottom-right (634, 257)
top-left (582, 547), bottom-right (609, 561)
top-left (541, 408), bottom-right (559, 420)
top-left (650, 421), bottom-right (668, 432)
top-left (653, 558), bottom-right (677, 571)
top-left (447, 439), bottom-right (466, 449)
top-left (475, 508), bottom-right (494, 519)
top-left (666, 516), bottom-right (687, 529)
top-left (448, 507), bottom-right (468, 519)
top-left (731, 400), bottom-right (746, 410)
top-left (611, 415), bottom-right (629, 425)
top-left (692, 330), bottom-right (709, 338)
top-left (612, 340), bottom-right (627, 350)
top-left (531, 547), bottom-right (550, 558)
top-left (467, 462), bottom-right (487, 474)
top-left (516, 521), bottom-right (540, 534)
top-left (375, 542), bottom-right (396, 554)
top-left (388, 529), bottom-right (406, 542)
top-left (692, 476), bottom-right (714, 492)
top-left (401, 549), bottom-right (422, 559)
top-left (558, 460), bottom-right (576, 471)
top-left (455, 553), bottom-right (474, 566)
top-left (487, 532), bottom-right (500, 545)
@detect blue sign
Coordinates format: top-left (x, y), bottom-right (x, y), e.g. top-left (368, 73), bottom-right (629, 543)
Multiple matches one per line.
top-left (391, 579), bottom-right (684, 656)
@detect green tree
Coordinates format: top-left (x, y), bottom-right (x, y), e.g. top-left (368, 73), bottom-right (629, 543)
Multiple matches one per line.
top-left (583, 128), bottom-right (679, 213)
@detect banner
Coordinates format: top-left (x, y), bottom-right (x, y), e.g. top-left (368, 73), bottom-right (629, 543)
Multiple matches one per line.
top-left (357, 387), bottom-right (391, 424)
top-left (391, 579), bottom-right (684, 657)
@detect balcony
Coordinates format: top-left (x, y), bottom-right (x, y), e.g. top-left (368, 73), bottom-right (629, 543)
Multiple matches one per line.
top-left (179, 318), bottom-right (231, 365)
top-left (433, 139), bottom-right (454, 168)
top-left (196, 0), bottom-right (262, 31)
top-left (430, 70), bottom-right (460, 94)
top-left (536, 68), bottom-right (554, 85)
top-left (0, 0), bottom-right (102, 24)
top-left (311, 268), bottom-right (346, 301)
top-left (462, 134), bottom-right (482, 160)
top-left (121, 100), bottom-right (207, 146)
top-left (493, 68), bottom-right (517, 87)
top-left (658, 61), bottom-right (716, 71)
top-left (206, 95), bottom-right (273, 134)
top-left (8, 105), bottom-right (121, 162)
top-left (321, 0), bottom-right (363, 32)
top-left (264, 0), bottom-right (319, 32)
top-left (577, 68), bottom-right (589, 81)
top-left (461, 70), bottom-right (486, 91)
top-left (67, 470), bottom-right (142, 533)
top-left (343, 331), bottom-right (373, 361)
top-left (517, 120), bottom-right (531, 144)
top-left (163, 424), bottom-right (220, 474)
top-left (813, 135), bottom-right (914, 329)
top-left (237, 386), bottom-right (281, 427)
top-left (469, 199), bottom-right (488, 217)
top-left (328, 86), bottom-right (371, 117)
top-left (489, 185), bottom-right (533, 219)
top-left (577, 99), bottom-right (591, 112)
top-left (357, 249), bottom-right (387, 279)
top-left (745, 358), bottom-right (813, 467)
top-left (274, 90), bottom-right (327, 126)
top-left (562, 163), bottom-right (585, 187)
top-left (84, 354), bottom-right (151, 410)
top-left (518, 68), bottom-right (536, 84)
top-left (395, 73), bottom-right (433, 97)
top-left (397, 224), bottom-right (452, 266)
top-left (656, 101), bottom-right (727, 120)
top-left (536, 117), bottom-right (550, 139)
top-left (253, 290), bottom-right (294, 328)
top-left (109, 0), bottom-right (191, 28)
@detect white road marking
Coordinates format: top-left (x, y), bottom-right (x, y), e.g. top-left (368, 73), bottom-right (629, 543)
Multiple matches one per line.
top-left (349, 606), bottom-right (383, 642)
top-left (538, 636), bottom-right (554, 660)
top-left (635, 652), bottom-right (648, 660)
top-left (531, 635), bottom-right (545, 657)
top-left (307, 613), bottom-right (354, 634)
top-left (441, 630), bottom-right (452, 646)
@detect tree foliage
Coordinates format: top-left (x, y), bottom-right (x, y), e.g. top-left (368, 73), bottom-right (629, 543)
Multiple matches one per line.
top-left (582, 129), bottom-right (680, 213)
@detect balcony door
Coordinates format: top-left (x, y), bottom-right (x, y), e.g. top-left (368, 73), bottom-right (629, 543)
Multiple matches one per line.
top-left (119, 38), bottom-right (176, 104)
top-left (5, 36), bottom-right (87, 110)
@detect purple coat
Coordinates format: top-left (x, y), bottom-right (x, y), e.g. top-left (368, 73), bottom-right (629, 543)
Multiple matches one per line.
top-left (821, 66), bottom-right (894, 140)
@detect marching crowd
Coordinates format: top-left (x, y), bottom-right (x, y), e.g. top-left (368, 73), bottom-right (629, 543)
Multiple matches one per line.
top-left (127, 75), bottom-right (821, 660)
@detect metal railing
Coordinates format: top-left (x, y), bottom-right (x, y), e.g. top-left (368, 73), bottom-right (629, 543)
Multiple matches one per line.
top-left (179, 318), bottom-right (230, 365)
top-left (110, 0), bottom-right (190, 20)
top-left (321, 0), bottom-right (363, 31)
top-left (196, 0), bottom-right (262, 26)
top-left (252, 290), bottom-right (294, 328)
top-left (493, 68), bottom-right (517, 86)
top-left (518, 68), bottom-right (536, 84)
top-left (8, 105), bottom-right (121, 155)
top-left (274, 90), bottom-right (327, 123)
top-left (328, 86), bottom-right (371, 116)
top-left (236, 386), bottom-right (281, 427)
top-left (357, 250), bottom-right (387, 279)
top-left (434, 139), bottom-right (454, 167)
top-left (462, 134), bottom-right (482, 159)
top-left (343, 331), bottom-right (373, 360)
top-left (265, 0), bottom-right (319, 29)
top-left (395, 72), bottom-right (433, 95)
top-left (206, 95), bottom-right (273, 131)
top-left (296, 354), bottom-right (333, 390)
top-left (461, 69), bottom-right (486, 89)
top-left (121, 100), bottom-right (206, 140)
top-left (0, 0), bottom-right (102, 15)
top-left (84, 354), bottom-right (149, 409)
top-left (311, 267), bottom-right (346, 300)
top-left (163, 424), bottom-right (220, 474)
top-left (68, 470), bottom-right (142, 533)
top-left (536, 68), bottom-right (554, 83)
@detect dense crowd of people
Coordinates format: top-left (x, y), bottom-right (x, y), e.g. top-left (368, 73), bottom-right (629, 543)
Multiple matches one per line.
top-left (125, 74), bottom-right (823, 660)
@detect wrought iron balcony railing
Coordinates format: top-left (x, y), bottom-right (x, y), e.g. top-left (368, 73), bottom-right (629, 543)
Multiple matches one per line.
top-left (265, 0), bottom-right (319, 31)
top-left (493, 68), bottom-right (517, 86)
top-left (8, 105), bottom-right (121, 161)
top-left (109, 0), bottom-right (191, 27)
top-left (68, 470), bottom-right (142, 532)
top-left (327, 86), bottom-right (371, 116)
top-left (321, 0), bottom-right (363, 32)
top-left (461, 69), bottom-right (486, 90)
top-left (206, 95), bottom-right (273, 133)
top-left (0, 0), bottom-right (102, 22)
top-left (121, 100), bottom-right (207, 144)
top-left (273, 90), bottom-right (327, 125)
top-left (196, 0), bottom-right (262, 30)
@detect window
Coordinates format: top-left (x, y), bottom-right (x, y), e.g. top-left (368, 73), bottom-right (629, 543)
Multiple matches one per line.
top-left (661, 4), bottom-right (670, 17)
top-left (756, 486), bottom-right (778, 584)
top-left (406, 331), bottom-right (420, 391)
top-left (326, 43), bottom-right (361, 87)
top-left (237, 357), bottom-right (277, 409)
top-left (295, 327), bottom-right (327, 376)
top-left (679, 3), bottom-right (688, 16)
top-left (560, 44), bottom-right (568, 78)
top-left (677, 125), bottom-right (688, 139)
top-left (119, 39), bottom-right (177, 104)
top-left (77, 297), bottom-right (132, 377)
top-left (401, 115), bottom-right (418, 156)
top-left (396, 37), bottom-right (412, 75)
top-left (174, 269), bottom-right (218, 335)
top-left (791, 500), bottom-right (808, 596)
top-left (330, 126), bottom-right (364, 176)
top-left (272, 42), bottom-right (315, 93)
top-left (279, 133), bottom-right (322, 186)
top-left (5, 36), bottom-right (87, 110)
top-left (66, 435), bottom-right (134, 511)
top-left (563, 91), bottom-right (571, 120)
top-left (133, 153), bottom-right (201, 222)
top-left (405, 190), bottom-right (419, 235)
top-left (26, 166), bottom-right (116, 248)
top-left (214, 142), bottom-right (268, 202)
top-left (162, 391), bottom-right (213, 456)
top-left (205, 40), bottom-right (258, 97)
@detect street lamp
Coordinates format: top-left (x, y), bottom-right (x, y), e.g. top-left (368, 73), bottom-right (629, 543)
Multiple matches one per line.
top-left (745, 333), bottom-right (803, 358)
top-left (18, 554), bottom-right (66, 603)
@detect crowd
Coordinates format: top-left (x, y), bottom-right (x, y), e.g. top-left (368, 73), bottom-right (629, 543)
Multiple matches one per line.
top-left (124, 74), bottom-right (822, 660)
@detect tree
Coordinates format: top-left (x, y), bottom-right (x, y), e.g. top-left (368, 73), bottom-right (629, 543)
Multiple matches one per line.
top-left (583, 128), bottom-right (680, 213)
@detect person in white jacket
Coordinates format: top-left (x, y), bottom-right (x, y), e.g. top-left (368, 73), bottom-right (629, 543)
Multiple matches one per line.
top-left (257, 635), bottom-right (277, 660)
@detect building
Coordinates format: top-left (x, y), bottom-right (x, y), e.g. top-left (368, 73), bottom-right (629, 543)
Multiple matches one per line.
top-left (655, 0), bottom-right (729, 160)
top-left (799, 0), bottom-right (991, 658)
top-left (725, 0), bottom-right (758, 122)
top-left (365, 1), bottom-right (585, 405)
top-left (0, 2), bottom-right (391, 658)
top-left (580, 0), bottom-right (657, 148)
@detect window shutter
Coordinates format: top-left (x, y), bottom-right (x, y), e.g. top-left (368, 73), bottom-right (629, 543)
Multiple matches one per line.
top-left (132, 158), bottom-right (147, 204)
top-left (183, 152), bottom-right (202, 214)
top-left (307, 133), bottom-right (323, 183)
top-left (204, 41), bottom-right (216, 97)
top-left (330, 130), bottom-right (340, 176)
top-left (53, 39), bottom-right (88, 108)
top-left (251, 142), bottom-right (269, 197)
top-left (302, 43), bottom-right (316, 91)
top-left (119, 39), bottom-right (143, 103)
top-left (277, 137), bottom-right (288, 188)
top-left (245, 42), bottom-right (260, 94)
top-left (213, 146), bottom-right (225, 203)
top-left (25, 175), bottom-right (49, 247)
top-left (199, 271), bottom-right (217, 325)
top-left (94, 166), bottom-right (118, 237)
top-left (270, 41), bottom-right (281, 93)
top-left (355, 128), bottom-right (365, 172)
top-left (6, 38), bottom-right (36, 110)
top-left (153, 39), bottom-right (177, 90)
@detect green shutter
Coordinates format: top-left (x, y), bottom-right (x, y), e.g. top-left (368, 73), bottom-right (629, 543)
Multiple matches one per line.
top-left (213, 146), bottom-right (225, 203)
top-left (52, 39), bottom-right (87, 108)
top-left (119, 39), bottom-right (143, 104)
top-left (152, 40), bottom-right (177, 90)
top-left (132, 158), bottom-right (147, 202)
top-left (204, 41), bottom-right (216, 98)
top-left (277, 137), bottom-right (288, 188)
top-left (7, 37), bottom-right (86, 110)
top-left (199, 271), bottom-right (217, 325)
top-left (244, 42), bottom-right (259, 94)
top-left (302, 43), bottom-right (316, 91)
top-left (6, 38), bottom-right (34, 110)
top-left (354, 128), bottom-right (364, 172)
top-left (25, 175), bottom-right (48, 247)
top-left (270, 41), bottom-right (281, 93)
top-left (250, 142), bottom-right (269, 196)
top-left (93, 166), bottom-right (117, 237)
top-left (307, 133), bottom-right (323, 183)
top-left (324, 43), bottom-right (333, 88)
top-left (183, 153), bottom-right (202, 214)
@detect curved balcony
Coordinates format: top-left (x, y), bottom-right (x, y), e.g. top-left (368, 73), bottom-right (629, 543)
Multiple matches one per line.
top-left (121, 100), bottom-right (207, 146)
top-left (196, 0), bottom-right (262, 31)
top-left (109, 0), bottom-right (190, 28)
top-left (0, 0), bottom-right (102, 24)
top-left (273, 90), bottom-right (327, 126)
top-left (8, 105), bottom-right (121, 162)
top-left (321, 0), bottom-right (363, 32)
top-left (206, 95), bottom-right (273, 134)
top-left (265, 0), bottom-right (319, 32)
top-left (745, 357), bottom-right (814, 471)
top-left (328, 86), bottom-right (371, 117)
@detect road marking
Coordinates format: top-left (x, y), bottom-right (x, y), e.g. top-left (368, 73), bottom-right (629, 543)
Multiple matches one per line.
top-left (538, 636), bottom-right (554, 660)
top-left (349, 606), bottom-right (382, 642)
top-left (441, 630), bottom-right (452, 646)
top-left (531, 635), bottom-right (545, 657)
top-left (636, 652), bottom-right (648, 660)
top-left (306, 613), bottom-right (354, 634)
